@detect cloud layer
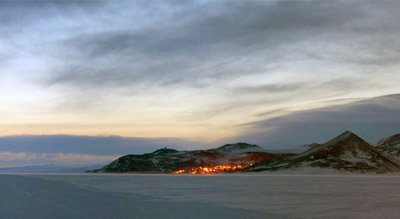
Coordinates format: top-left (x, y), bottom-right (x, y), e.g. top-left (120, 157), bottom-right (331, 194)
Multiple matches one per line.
top-left (1, 94), bottom-right (399, 165)
top-left (232, 94), bottom-right (400, 149)
top-left (0, 135), bottom-right (205, 155)
top-left (0, 151), bottom-right (119, 168)
top-left (0, 1), bottom-right (400, 166)
top-left (0, 151), bottom-right (118, 163)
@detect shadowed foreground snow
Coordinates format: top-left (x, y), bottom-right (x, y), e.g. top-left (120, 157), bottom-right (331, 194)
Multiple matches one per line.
top-left (1, 174), bottom-right (400, 219)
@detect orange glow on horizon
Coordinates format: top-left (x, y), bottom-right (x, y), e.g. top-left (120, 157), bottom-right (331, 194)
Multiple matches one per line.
top-left (172, 164), bottom-right (247, 174)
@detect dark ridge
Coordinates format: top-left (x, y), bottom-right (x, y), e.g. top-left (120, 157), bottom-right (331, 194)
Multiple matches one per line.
top-left (152, 148), bottom-right (179, 154)
top-left (377, 134), bottom-right (400, 145)
top-left (216, 143), bottom-right (260, 150)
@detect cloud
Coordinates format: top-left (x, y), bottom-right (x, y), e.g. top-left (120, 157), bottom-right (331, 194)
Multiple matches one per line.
top-left (0, 151), bottom-right (118, 163)
top-left (0, 135), bottom-right (206, 155)
top-left (0, 134), bottom-right (210, 167)
top-left (40, 1), bottom-right (400, 91)
top-left (45, 1), bottom-right (367, 89)
top-left (33, 1), bottom-right (400, 120)
top-left (231, 94), bottom-right (400, 149)
top-left (0, 151), bottom-right (119, 168)
top-left (0, 94), bottom-right (399, 167)
top-left (1, 1), bottom-right (400, 143)
top-left (234, 83), bottom-right (304, 94)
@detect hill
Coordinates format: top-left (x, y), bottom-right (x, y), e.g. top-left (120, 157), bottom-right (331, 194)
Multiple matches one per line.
top-left (246, 131), bottom-right (400, 173)
top-left (91, 143), bottom-right (290, 173)
top-left (375, 134), bottom-right (400, 162)
top-left (90, 132), bottom-right (400, 174)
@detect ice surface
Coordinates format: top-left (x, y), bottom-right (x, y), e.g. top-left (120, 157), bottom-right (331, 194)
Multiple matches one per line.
top-left (1, 173), bottom-right (400, 219)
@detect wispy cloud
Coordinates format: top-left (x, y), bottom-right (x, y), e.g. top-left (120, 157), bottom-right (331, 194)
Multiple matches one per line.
top-left (1, 1), bottom-right (400, 144)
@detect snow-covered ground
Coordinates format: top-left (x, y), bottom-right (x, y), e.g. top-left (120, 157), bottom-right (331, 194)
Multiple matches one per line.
top-left (1, 174), bottom-right (400, 219)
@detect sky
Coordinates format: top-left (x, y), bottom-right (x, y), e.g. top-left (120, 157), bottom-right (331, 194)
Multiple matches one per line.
top-left (0, 1), bottom-right (400, 167)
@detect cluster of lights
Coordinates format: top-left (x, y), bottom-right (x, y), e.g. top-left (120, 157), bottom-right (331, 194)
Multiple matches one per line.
top-left (172, 164), bottom-right (247, 174)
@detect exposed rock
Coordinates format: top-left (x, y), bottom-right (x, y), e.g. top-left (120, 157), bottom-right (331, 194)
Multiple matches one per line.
top-left (91, 132), bottom-right (400, 174)
top-left (91, 143), bottom-right (282, 173)
top-left (375, 134), bottom-right (400, 157)
top-left (247, 131), bottom-right (400, 173)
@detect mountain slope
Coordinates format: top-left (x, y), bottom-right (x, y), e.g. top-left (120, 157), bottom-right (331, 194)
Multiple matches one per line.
top-left (208, 143), bottom-right (266, 154)
top-left (247, 131), bottom-right (400, 173)
top-left (375, 134), bottom-right (400, 162)
top-left (91, 143), bottom-right (289, 173)
top-left (376, 134), bottom-right (400, 156)
top-left (90, 132), bottom-right (400, 174)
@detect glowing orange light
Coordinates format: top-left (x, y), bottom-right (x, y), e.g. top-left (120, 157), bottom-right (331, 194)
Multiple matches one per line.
top-left (172, 164), bottom-right (247, 174)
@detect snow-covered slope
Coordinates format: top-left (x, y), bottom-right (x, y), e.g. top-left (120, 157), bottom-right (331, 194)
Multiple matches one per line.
top-left (91, 132), bottom-right (400, 174)
top-left (375, 134), bottom-right (400, 162)
top-left (208, 143), bottom-right (267, 154)
top-left (91, 143), bottom-right (283, 173)
top-left (247, 131), bottom-right (400, 173)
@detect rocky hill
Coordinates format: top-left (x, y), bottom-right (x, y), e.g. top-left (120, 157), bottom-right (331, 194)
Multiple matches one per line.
top-left (90, 143), bottom-right (290, 173)
top-left (375, 134), bottom-right (400, 163)
top-left (375, 134), bottom-right (400, 156)
top-left (90, 131), bottom-right (400, 174)
top-left (246, 131), bottom-right (400, 173)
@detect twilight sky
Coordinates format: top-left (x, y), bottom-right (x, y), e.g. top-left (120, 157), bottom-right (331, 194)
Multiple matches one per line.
top-left (1, 1), bottom-right (400, 167)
